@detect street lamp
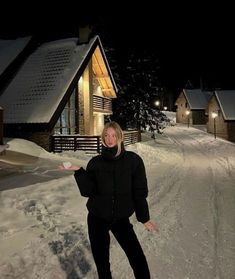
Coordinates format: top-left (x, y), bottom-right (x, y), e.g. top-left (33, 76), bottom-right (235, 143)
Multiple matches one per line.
top-left (211, 112), bottom-right (218, 139)
top-left (163, 106), bottom-right (168, 111)
top-left (155, 100), bottom-right (160, 108)
top-left (185, 110), bottom-right (190, 128)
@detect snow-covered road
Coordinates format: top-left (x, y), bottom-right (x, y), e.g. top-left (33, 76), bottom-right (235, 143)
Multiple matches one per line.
top-left (0, 125), bottom-right (234, 279)
top-left (127, 126), bottom-right (235, 279)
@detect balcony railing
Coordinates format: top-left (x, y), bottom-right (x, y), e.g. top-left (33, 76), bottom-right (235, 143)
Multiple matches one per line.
top-left (93, 95), bottom-right (112, 114)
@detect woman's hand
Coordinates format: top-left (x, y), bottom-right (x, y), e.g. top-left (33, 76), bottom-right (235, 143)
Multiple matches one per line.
top-left (59, 162), bottom-right (80, 171)
top-left (144, 220), bottom-right (159, 233)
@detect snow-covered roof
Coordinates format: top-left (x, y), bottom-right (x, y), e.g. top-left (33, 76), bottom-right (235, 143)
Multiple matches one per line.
top-left (183, 89), bottom-right (213, 110)
top-left (0, 36), bottom-right (114, 124)
top-left (0, 36), bottom-right (32, 76)
top-left (215, 90), bottom-right (235, 120)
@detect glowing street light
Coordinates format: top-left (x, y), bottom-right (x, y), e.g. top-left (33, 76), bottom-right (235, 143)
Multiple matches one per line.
top-left (155, 100), bottom-right (160, 107)
top-left (185, 110), bottom-right (190, 128)
top-left (163, 106), bottom-right (168, 111)
top-left (211, 112), bottom-right (218, 139)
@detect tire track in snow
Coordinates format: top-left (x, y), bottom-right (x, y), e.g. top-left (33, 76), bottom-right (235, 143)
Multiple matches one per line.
top-left (160, 127), bottom-right (225, 278)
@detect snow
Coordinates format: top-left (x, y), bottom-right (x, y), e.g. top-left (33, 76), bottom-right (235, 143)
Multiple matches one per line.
top-left (0, 37), bottom-right (91, 123)
top-left (0, 35), bottom-right (117, 124)
top-left (0, 123), bottom-right (235, 279)
top-left (183, 89), bottom-right (213, 110)
top-left (215, 90), bottom-right (235, 120)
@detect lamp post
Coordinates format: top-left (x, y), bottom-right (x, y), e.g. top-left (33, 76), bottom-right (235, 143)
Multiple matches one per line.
top-left (185, 110), bottom-right (190, 128)
top-left (211, 112), bottom-right (218, 139)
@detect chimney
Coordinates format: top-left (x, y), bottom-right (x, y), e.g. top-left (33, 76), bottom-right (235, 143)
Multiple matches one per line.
top-left (78, 25), bottom-right (93, 44)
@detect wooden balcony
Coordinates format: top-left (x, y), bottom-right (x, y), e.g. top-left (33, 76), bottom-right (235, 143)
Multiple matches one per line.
top-left (93, 95), bottom-right (112, 114)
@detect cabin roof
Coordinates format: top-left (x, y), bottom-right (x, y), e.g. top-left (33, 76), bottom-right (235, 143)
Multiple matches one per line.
top-left (0, 36), bottom-right (117, 124)
top-left (215, 90), bottom-right (235, 120)
top-left (183, 89), bottom-right (213, 110)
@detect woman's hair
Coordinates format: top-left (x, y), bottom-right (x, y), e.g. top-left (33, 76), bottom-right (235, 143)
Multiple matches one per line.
top-left (101, 121), bottom-right (124, 156)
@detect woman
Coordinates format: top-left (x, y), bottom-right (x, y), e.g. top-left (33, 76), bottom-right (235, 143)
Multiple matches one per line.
top-left (60, 122), bottom-right (159, 278)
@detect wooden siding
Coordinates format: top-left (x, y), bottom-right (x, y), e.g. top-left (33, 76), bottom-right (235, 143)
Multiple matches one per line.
top-left (175, 92), bottom-right (190, 124)
top-left (227, 122), bottom-right (235, 142)
top-left (191, 110), bottom-right (207, 125)
top-left (93, 95), bottom-right (112, 114)
top-left (207, 95), bottom-right (235, 142)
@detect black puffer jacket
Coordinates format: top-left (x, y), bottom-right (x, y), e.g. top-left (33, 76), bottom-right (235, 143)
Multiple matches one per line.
top-left (74, 145), bottom-right (150, 223)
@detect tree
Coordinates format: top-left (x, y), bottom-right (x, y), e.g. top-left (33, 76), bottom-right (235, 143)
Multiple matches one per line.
top-left (106, 48), bottom-right (168, 135)
top-left (92, 18), bottom-right (170, 134)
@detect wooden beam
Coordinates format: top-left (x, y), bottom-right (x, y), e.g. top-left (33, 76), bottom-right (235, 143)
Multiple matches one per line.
top-left (96, 74), bottom-right (109, 78)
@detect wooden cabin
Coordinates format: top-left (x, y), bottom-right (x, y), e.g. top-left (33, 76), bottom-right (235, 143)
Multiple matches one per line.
top-left (175, 89), bottom-right (213, 125)
top-left (0, 36), bottom-right (120, 152)
top-left (207, 90), bottom-right (235, 142)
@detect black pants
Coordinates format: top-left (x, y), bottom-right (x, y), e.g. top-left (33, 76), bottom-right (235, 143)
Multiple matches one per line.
top-left (87, 213), bottom-right (150, 279)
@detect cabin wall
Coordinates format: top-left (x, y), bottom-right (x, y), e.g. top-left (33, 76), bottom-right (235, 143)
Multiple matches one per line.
top-left (175, 93), bottom-right (191, 124)
top-left (78, 62), bottom-right (94, 135)
top-left (227, 121), bottom-right (235, 142)
top-left (191, 110), bottom-right (207, 124)
top-left (93, 113), bottom-right (104, 135)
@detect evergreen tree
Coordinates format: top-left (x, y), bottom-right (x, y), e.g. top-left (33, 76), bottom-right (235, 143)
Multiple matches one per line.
top-left (106, 48), bottom-right (169, 135)
top-left (93, 18), bottom-right (170, 135)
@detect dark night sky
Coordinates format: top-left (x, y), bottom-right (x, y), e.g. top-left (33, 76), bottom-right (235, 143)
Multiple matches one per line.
top-left (1, 4), bottom-right (234, 94)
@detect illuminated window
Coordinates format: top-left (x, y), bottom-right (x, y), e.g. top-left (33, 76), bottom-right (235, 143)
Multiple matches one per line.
top-left (55, 88), bottom-right (77, 134)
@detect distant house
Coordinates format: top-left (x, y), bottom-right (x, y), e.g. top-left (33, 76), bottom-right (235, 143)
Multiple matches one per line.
top-left (175, 89), bottom-right (213, 125)
top-left (207, 90), bottom-right (235, 142)
top-left (0, 36), bottom-right (120, 152)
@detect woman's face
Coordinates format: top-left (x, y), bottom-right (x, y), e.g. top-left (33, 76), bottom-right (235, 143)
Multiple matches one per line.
top-left (104, 127), bottom-right (117, 147)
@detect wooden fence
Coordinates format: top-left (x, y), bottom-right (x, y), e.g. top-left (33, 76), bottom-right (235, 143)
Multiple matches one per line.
top-left (51, 130), bottom-right (140, 153)
top-left (52, 135), bottom-right (101, 153)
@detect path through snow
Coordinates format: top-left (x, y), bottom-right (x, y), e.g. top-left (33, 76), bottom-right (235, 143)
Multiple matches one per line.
top-left (0, 125), bottom-right (234, 278)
